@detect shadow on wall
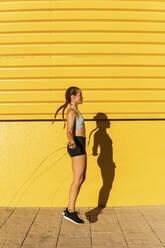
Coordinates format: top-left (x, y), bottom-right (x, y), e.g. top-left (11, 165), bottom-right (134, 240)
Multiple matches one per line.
top-left (85, 113), bottom-right (116, 223)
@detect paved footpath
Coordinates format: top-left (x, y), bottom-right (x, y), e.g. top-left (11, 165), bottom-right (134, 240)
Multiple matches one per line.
top-left (0, 205), bottom-right (165, 248)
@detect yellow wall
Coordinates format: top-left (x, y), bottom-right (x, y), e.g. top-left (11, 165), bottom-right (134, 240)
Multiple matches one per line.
top-left (0, 0), bottom-right (165, 207)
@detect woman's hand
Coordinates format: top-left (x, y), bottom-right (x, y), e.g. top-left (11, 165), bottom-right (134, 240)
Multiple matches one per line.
top-left (69, 142), bottom-right (76, 149)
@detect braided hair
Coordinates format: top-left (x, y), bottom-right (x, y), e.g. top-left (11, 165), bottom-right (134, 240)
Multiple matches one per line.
top-left (52, 86), bottom-right (80, 128)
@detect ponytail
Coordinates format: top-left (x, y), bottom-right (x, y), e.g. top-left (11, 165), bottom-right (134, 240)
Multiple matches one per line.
top-left (52, 86), bottom-right (79, 128)
top-left (52, 101), bottom-right (69, 128)
top-left (62, 101), bottom-right (69, 128)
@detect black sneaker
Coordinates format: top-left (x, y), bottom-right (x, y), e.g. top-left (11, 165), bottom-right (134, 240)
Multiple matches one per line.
top-left (62, 207), bottom-right (84, 225)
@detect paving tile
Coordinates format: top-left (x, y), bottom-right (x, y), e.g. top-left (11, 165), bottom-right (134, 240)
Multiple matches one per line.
top-left (61, 218), bottom-right (90, 232)
top-left (147, 220), bottom-right (165, 231)
top-left (88, 206), bottom-right (114, 215)
top-left (0, 240), bottom-right (20, 248)
top-left (21, 208), bottom-right (61, 248)
top-left (0, 207), bottom-right (15, 226)
top-left (139, 208), bottom-right (165, 221)
top-left (57, 246), bottom-right (92, 248)
top-left (119, 220), bottom-right (152, 233)
top-left (90, 215), bottom-right (118, 225)
top-left (57, 232), bottom-right (91, 248)
top-left (114, 208), bottom-right (146, 222)
top-left (91, 222), bottom-right (122, 232)
top-left (124, 231), bottom-right (162, 244)
top-left (93, 246), bottom-right (127, 248)
top-left (128, 244), bottom-right (164, 248)
top-left (154, 230), bottom-right (165, 243)
top-left (92, 231), bottom-right (127, 246)
top-left (90, 211), bottom-right (118, 224)
top-left (0, 206), bottom-right (165, 248)
top-left (0, 208), bottom-right (39, 248)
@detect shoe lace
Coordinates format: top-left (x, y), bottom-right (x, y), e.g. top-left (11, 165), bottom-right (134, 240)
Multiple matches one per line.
top-left (66, 208), bottom-right (80, 215)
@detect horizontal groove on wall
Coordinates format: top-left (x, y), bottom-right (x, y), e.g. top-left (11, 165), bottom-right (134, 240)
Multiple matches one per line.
top-left (1, 8), bottom-right (165, 11)
top-left (0, 100), bottom-right (165, 104)
top-left (0, 88), bottom-right (165, 91)
top-left (0, 53), bottom-right (165, 56)
top-left (0, 0), bottom-right (164, 120)
top-left (0, 42), bottom-right (165, 45)
top-left (1, 0), bottom-right (165, 2)
top-left (1, 20), bottom-right (165, 23)
top-left (0, 76), bottom-right (165, 79)
top-left (1, 31), bottom-right (165, 34)
top-left (1, 65), bottom-right (165, 68)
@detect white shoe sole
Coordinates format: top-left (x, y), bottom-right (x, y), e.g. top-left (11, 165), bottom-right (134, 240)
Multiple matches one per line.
top-left (62, 212), bottom-right (84, 225)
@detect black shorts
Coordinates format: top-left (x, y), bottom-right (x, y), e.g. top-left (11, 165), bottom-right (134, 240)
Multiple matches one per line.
top-left (67, 136), bottom-right (86, 157)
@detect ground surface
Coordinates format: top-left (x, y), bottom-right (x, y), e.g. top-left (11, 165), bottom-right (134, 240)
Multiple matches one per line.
top-left (0, 205), bottom-right (165, 248)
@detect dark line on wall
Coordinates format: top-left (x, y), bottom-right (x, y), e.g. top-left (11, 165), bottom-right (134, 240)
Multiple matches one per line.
top-left (51, 41), bottom-right (165, 45)
top-left (0, 0), bottom-right (165, 2)
top-left (1, 18), bottom-right (165, 23)
top-left (119, 0), bottom-right (165, 1)
top-left (1, 64), bottom-right (165, 68)
top-left (0, 118), bottom-right (165, 122)
top-left (0, 100), bottom-right (165, 104)
top-left (2, 41), bottom-right (165, 45)
top-left (1, 30), bottom-right (165, 34)
top-left (1, 8), bottom-right (165, 13)
top-left (0, 112), bottom-right (165, 116)
top-left (1, 53), bottom-right (165, 56)
top-left (0, 76), bottom-right (165, 79)
top-left (0, 0), bottom-right (47, 1)
top-left (0, 88), bottom-right (165, 91)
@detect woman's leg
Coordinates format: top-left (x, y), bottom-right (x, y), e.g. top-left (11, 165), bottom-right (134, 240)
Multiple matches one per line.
top-left (68, 154), bottom-right (87, 212)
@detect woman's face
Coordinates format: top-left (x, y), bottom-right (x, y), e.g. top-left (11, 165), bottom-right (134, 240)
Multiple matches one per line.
top-left (72, 89), bottom-right (83, 104)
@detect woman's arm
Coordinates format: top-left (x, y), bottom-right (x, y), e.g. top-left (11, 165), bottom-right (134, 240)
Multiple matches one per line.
top-left (66, 109), bottom-right (76, 148)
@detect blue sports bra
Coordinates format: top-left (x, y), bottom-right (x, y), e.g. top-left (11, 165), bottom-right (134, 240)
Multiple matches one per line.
top-left (70, 106), bottom-right (85, 130)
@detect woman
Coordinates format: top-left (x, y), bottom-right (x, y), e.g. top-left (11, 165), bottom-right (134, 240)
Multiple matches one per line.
top-left (52, 86), bottom-right (87, 225)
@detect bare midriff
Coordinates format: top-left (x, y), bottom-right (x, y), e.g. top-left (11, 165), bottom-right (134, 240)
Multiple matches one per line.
top-left (74, 126), bottom-right (86, 137)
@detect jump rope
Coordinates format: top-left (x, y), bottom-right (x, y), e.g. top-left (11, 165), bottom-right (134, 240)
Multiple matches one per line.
top-left (7, 142), bottom-right (68, 207)
top-left (7, 126), bottom-right (99, 207)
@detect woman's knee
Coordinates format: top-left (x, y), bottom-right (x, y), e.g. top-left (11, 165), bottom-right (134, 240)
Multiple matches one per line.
top-left (74, 175), bottom-right (85, 185)
top-left (81, 174), bottom-right (86, 183)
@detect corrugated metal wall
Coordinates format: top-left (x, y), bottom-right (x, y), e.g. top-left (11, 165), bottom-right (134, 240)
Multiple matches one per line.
top-left (0, 0), bottom-right (165, 120)
top-left (1, 0), bottom-right (165, 207)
